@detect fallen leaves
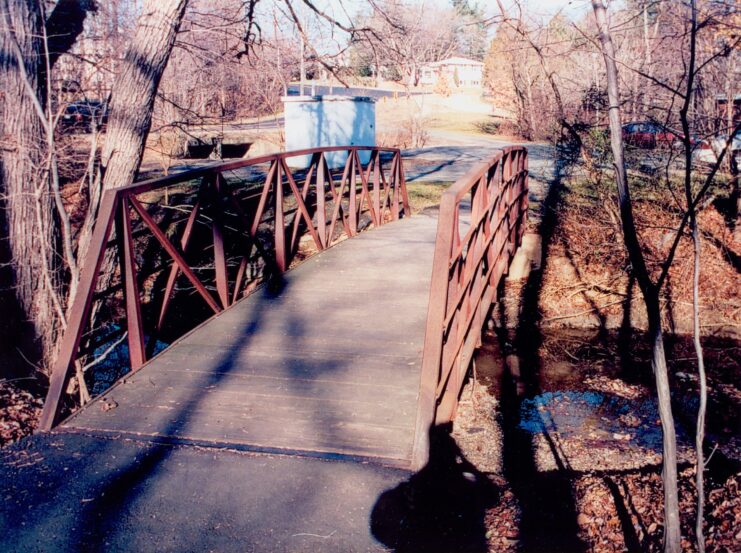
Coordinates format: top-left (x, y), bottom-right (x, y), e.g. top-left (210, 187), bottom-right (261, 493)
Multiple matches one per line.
top-left (584, 376), bottom-right (645, 400)
top-left (0, 381), bottom-right (42, 447)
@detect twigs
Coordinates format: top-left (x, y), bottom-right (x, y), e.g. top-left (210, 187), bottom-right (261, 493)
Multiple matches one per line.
top-left (542, 299), bottom-right (626, 323)
top-left (81, 332), bottom-right (127, 373)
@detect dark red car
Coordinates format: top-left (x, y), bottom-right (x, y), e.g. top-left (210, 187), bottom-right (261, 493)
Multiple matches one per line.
top-left (622, 121), bottom-right (681, 148)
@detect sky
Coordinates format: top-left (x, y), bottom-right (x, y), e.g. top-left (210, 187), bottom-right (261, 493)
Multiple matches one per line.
top-left (262, 0), bottom-right (595, 51)
top-left (298, 0), bottom-right (593, 26)
top-left (518, 0), bottom-right (592, 20)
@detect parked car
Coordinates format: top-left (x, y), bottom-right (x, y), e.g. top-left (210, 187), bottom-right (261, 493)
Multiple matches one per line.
top-left (693, 132), bottom-right (741, 168)
top-left (60, 100), bottom-right (109, 133)
top-left (622, 121), bottom-right (682, 149)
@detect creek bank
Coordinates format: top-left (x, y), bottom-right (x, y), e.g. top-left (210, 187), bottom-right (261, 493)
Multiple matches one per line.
top-left (450, 327), bottom-right (740, 552)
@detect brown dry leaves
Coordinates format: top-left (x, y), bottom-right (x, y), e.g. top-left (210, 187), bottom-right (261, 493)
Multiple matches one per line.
top-left (484, 480), bottom-right (521, 552)
top-left (0, 381), bottom-right (42, 447)
top-left (572, 468), bottom-right (741, 553)
top-left (480, 468), bottom-right (741, 553)
top-left (539, 178), bottom-right (741, 335)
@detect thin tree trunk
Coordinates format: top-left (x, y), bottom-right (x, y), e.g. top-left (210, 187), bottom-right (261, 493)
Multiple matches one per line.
top-left (77, 0), bottom-right (189, 269)
top-left (674, 3), bottom-right (708, 548)
top-left (592, 2), bottom-right (682, 551)
top-left (691, 215), bottom-right (707, 553)
top-left (525, 67), bottom-right (536, 137)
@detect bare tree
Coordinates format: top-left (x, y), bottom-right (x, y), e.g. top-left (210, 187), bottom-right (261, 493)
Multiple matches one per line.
top-left (0, 0), bottom-right (96, 375)
top-left (39, 0), bottom-right (192, 428)
top-left (592, 1), bottom-right (739, 551)
top-left (350, 1), bottom-right (457, 89)
top-left (592, 3), bottom-right (681, 549)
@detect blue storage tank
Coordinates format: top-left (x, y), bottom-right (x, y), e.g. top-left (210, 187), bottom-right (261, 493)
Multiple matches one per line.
top-left (283, 95), bottom-right (376, 168)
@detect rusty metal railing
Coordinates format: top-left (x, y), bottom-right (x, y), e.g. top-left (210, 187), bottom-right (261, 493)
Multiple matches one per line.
top-left (40, 146), bottom-right (408, 430)
top-left (412, 146), bottom-right (528, 469)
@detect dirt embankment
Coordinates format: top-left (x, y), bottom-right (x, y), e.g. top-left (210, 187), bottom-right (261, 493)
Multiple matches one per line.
top-left (500, 171), bottom-right (740, 338)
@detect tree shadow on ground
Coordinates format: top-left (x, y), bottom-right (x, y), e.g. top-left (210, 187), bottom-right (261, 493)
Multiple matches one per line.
top-left (494, 150), bottom-right (587, 552)
top-left (370, 424), bottom-right (501, 553)
top-left (67, 272), bottom-right (345, 550)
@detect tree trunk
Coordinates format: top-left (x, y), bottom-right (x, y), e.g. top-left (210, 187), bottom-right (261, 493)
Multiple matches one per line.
top-left (591, 2), bottom-right (682, 551)
top-left (646, 294), bottom-right (682, 553)
top-left (78, 0), bottom-right (189, 267)
top-left (40, 0), bottom-right (190, 428)
top-left (0, 0), bottom-right (97, 376)
top-left (0, 0), bottom-right (58, 374)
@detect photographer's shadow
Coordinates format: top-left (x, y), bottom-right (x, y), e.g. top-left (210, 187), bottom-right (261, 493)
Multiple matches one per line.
top-left (371, 424), bottom-right (500, 553)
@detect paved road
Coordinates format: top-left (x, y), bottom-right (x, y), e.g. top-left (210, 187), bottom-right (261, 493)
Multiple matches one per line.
top-left (406, 130), bottom-right (554, 183)
top-left (287, 84), bottom-right (427, 100)
top-left (405, 130), bottom-right (556, 226)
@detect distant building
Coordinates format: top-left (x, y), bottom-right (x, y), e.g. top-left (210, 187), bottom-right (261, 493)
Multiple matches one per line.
top-left (419, 57), bottom-right (484, 89)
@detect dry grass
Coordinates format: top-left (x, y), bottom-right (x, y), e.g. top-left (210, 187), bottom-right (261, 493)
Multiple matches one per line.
top-left (536, 173), bottom-right (740, 337)
top-left (405, 181), bottom-right (450, 213)
top-left (376, 95), bottom-right (522, 142)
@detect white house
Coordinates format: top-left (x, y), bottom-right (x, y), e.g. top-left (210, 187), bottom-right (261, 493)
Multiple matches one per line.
top-left (419, 56), bottom-right (485, 89)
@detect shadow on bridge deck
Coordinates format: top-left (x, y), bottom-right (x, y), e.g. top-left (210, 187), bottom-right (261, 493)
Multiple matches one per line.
top-left (61, 213), bottom-right (439, 466)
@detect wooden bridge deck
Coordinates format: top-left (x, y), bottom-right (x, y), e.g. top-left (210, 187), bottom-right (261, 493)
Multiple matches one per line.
top-left (63, 213), bottom-right (439, 467)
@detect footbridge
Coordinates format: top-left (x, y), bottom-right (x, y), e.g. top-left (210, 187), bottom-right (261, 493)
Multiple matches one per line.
top-left (3, 144), bottom-right (528, 551)
top-left (41, 144), bottom-right (528, 469)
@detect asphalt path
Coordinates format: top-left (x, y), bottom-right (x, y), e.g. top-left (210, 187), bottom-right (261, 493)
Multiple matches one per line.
top-left (286, 84), bottom-right (426, 99)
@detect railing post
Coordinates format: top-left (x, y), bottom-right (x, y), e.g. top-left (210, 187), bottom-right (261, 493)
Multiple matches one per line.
top-left (373, 150), bottom-right (381, 224)
top-left (412, 191), bottom-right (457, 470)
top-left (274, 157), bottom-right (287, 272)
top-left (521, 150), bottom-right (529, 245)
top-left (212, 173), bottom-right (230, 309)
top-left (316, 154), bottom-right (328, 248)
top-left (38, 193), bottom-right (120, 431)
top-left (348, 150), bottom-right (358, 235)
top-left (391, 153), bottom-right (400, 219)
top-left (398, 150), bottom-right (410, 217)
top-left (116, 196), bottom-right (146, 371)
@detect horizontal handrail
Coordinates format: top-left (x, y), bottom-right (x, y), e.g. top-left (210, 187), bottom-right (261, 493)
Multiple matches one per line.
top-left (412, 146), bottom-right (528, 470)
top-left (40, 146), bottom-right (408, 430)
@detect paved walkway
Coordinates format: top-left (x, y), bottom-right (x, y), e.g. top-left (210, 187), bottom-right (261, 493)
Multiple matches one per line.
top-left (0, 432), bottom-right (409, 552)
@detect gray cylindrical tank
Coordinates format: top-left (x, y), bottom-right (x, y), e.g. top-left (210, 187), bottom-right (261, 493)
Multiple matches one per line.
top-left (282, 95), bottom-right (376, 168)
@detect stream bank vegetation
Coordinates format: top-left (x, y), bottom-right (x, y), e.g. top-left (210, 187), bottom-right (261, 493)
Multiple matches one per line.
top-left (479, 1), bottom-right (739, 550)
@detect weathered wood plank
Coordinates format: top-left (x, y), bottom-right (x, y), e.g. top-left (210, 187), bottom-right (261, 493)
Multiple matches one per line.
top-left (64, 214), bottom-right (438, 465)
